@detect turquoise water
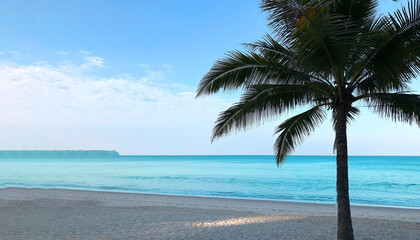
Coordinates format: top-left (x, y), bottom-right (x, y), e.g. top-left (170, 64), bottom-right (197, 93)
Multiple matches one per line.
top-left (0, 155), bottom-right (418, 208)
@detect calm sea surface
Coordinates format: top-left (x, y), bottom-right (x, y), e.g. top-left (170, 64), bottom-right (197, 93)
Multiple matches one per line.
top-left (0, 155), bottom-right (418, 208)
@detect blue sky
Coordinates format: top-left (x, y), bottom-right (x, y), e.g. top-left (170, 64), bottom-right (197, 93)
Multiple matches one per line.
top-left (0, 0), bottom-right (419, 155)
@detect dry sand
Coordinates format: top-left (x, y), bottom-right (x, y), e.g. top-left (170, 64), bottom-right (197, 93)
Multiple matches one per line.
top-left (0, 187), bottom-right (418, 240)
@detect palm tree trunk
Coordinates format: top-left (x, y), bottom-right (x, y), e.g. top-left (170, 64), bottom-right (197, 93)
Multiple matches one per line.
top-left (335, 104), bottom-right (354, 240)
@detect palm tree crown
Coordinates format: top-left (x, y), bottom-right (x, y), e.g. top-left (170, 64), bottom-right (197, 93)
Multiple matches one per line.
top-left (196, 1), bottom-right (419, 239)
top-left (197, 0), bottom-right (419, 164)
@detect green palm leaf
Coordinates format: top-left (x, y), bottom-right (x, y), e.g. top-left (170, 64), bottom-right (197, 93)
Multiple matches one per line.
top-left (196, 50), bottom-right (317, 97)
top-left (243, 34), bottom-right (334, 87)
top-left (260, 0), bottom-right (353, 84)
top-left (274, 105), bottom-right (326, 165)
top-left (349, 0), bottom-right (420, 88)
top-left (358, 93), bottom-right (420, 125)
top-left (243, 34), bottom-right (295, 63)
top-left (333, 0), bottom-right (378, 31)
top-left (211, 84), bottom-right (325, 142)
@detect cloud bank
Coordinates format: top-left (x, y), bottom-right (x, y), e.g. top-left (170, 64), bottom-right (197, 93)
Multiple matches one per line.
top-left (0, 57), bottom-right (229, 127)
top-left (0, 53), bottom-right (418, 155)
top-left (0, 55), bottom-right (250, 154)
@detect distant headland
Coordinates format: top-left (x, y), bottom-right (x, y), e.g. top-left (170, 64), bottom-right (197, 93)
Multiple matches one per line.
top-left (0, 150), bottom-right (119, 156)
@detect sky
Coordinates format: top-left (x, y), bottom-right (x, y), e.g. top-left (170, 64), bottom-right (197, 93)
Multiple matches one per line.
top-left (0, 0), bottom-right (418, 155)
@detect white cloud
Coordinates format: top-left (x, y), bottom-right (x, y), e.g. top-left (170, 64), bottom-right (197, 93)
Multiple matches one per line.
top-left (80, 56), bottom-right (105, 69)
top-left (0, 59), bottom-right (231, 128)
top-left (138, 64), bottom-right (150, 68)
top-left (0, 57), bottom-right (244, 154)
top-left (79, 50), bottom-right (90, 54)
top-left (57, 51), bottom-right (68, 55)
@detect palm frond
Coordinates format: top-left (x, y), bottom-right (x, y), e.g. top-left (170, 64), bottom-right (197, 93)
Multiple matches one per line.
top-left (345, 106), bottom-right (361, 123)
top-left (260, 0), bottom-right (354, 84)
top-left (333, 0), bottom-right (378, 31)
top-left (196, 50), bottom-right (314, 96)
top-left (343, 16), bottom-right (385, 83)
top-left (243, 34), bottom-right (294, 63)
top-left (355, 75), bottom-right (411, 95)
top-left (211, 84), bottom-right (327, 141)
top-left (274, 105), bottom-right (326, 165)
top-left (243, 34), bottom-right (334, 87)
top-left (356, 93), bottom-right (420, 125)
top-left (349, 0), bottom-right (420, 89)
top-left (333, 0), bottom-right (380, 78)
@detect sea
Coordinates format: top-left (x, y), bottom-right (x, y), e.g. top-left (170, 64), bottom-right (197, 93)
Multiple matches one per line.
top-left (0, 155), bottom-right (418, 208)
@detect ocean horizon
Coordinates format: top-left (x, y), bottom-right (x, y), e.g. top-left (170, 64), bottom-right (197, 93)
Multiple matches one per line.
top-left (0, 155), bottom-right (418, 208)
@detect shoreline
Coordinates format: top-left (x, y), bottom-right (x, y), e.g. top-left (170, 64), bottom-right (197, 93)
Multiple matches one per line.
top-left (2, 186), bottom-right (418, 210)
top-left (1, 187), bottom-right (419, 239)
top-left (1, 187), bottom-right (419, 222)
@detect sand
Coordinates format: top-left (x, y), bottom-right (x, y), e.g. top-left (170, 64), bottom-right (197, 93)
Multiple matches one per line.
top-left (0, 187), bottom-right (418, 240)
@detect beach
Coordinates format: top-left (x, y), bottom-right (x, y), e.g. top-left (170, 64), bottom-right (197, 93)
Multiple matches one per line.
top-left (0, 188), bottom-right (418, 240)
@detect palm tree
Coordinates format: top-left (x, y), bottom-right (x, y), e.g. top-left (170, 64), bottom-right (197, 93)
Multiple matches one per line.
top-left (196, 0), bottom-right (420, 239)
